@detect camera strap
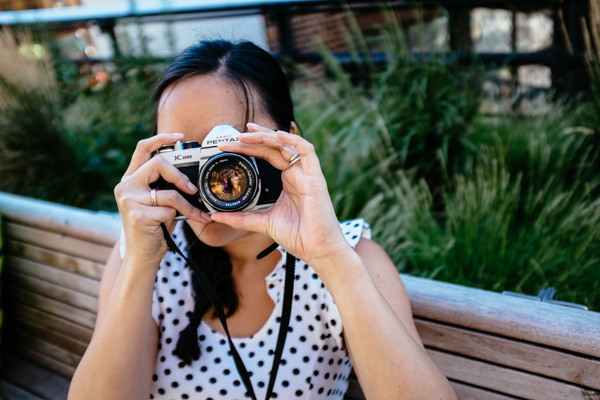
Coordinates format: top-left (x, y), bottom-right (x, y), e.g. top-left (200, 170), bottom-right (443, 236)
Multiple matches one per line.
top-left (160, 223), bottom-right (295, 400)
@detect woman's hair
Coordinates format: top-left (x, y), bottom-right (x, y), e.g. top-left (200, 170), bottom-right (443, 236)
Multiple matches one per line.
top-left (151, 40), bottom-right (295, 365)
top-left (152, 39), bottom-right (294, 134)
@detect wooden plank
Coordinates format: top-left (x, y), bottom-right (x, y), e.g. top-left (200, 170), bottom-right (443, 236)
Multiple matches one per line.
top-left (5, 287), bottom-right (96, 329)
top-left (427, 349), bottom-right (600, 400)
top-left (5, 255), bottom-right (100, 297)
top-left (0, 353), bottom-right (70, 399)
top-left (8, 345), bottom-right (75, 382)
top-left (0, 191), bottom-right (121, 246)
top-left (449, 381), bottom-right (519, 400)
top-left (5, 328), bottom-right (82, 369)
top-left (343, 371), bottom-right (519, 400)
top-left (38, 0), bottom-right (54, 8)
top-left (416, 318), bottom-right (600, 390)
top-left (402, 274), bottom-right (600, 359)
top-left (4, 223), bottom-right (113, 264)
top-left (6, 316), bottom-right (88, 356)
top-left (6, 270), bottom-right (98, 314)
top-left (5, 240), bottom-right (104, 280)
top-left (343, 375), bottom-right (519, 400)
top-left (6, 303), bottom-right (93, 344)
top-left (0, 380), bottom-right (44, 400)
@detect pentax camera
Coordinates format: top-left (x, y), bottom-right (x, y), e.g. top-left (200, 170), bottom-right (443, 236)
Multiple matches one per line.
top-left (151, 125), bottom-right (283, 219)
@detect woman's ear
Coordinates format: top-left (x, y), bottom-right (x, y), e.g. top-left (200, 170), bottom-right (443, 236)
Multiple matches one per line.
top-left (290, 121), bottom-right (298, 135)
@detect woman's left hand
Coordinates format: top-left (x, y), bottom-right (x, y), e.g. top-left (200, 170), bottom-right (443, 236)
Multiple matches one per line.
top-left (210, 122), bottom-right (350, 270)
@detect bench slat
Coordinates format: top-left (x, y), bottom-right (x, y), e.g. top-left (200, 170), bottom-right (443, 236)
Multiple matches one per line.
top-left (0, 191), bottom-right (121, 246)
top-left (6, 287), bottom-right (96, 329)
top-left (6, 255), bottom-right (100, 297)
top-left (344, 375), bottom-right (522, 400)
top-left (7, 303), bottom-right (93, 343)
top-left (4, 223), bottom-right (113, 264)
top-left (7, 316), bottom-right (88, 356)
top-left (6, 329), bottom-right (82, 369)
top-left (6, 271), bottom-right (98, 314)
top-left (3, 193), bottom-right (600, 399)
top-left (416, 319), bottom-right (600, 390)
top-left (404, 275), bottom-right (600, 359)
top-left (0, 353), bottom-right (71, 399)
top-left (428, 349), bottom-right (600, 399)
top-left (9, 345), bottom-right (76, 381)
top-left (449, 381), bottom-right (519, 400)
top-left (6, 239), bottom-right (104, 280)
top-left (0, 380), bottom-right (45, 400)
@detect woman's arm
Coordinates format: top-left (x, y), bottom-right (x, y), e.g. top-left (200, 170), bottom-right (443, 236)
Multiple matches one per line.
top-left (327, 238), bottom-right (455, 400)
top-left (68, 133), bottom-right (211, 400)
top-left (353, 238), bottom-right (423, 348)
top-left (68, 243), bottom-right (159, 400)
top-left (213, 124), bottom-right (456, 400)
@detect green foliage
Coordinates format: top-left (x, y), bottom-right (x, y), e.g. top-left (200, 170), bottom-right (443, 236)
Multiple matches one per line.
top-left (297, 16), bottom-right (483, 219)
top-left (294, 12), bottom-right (600, 310)
top-left (0, 77), bottom-right (102, 205)
top-left (0, 29), bottom-right (100, 205)
top-left (63, 66), bottom-right (160, 209)
top-left (583, 0), bottom-right (600, 125)
top-left (1, 13), bottom-right (599, 310)
top-left (0, 26), bottom-right (160, 210)
top-left (325, 104), bottom-right (600, 310)
top-left (358, 123), bottom-right (600, 310)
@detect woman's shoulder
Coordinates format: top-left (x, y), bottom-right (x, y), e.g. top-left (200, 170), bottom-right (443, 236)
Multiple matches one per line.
top-left (339, 218), bottom-right (371, 249)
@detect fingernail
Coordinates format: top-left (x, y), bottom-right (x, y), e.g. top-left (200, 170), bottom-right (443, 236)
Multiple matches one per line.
top-left (200, 212), bottom-right (211, 222)
top-left (277, 130), bottom-right (289, 135)
top-left (247, 122), bottom-right (260, 129)
top-left (172, 133), bottom-right (184, 138)
top-left (187, 182), bottom-right (197, 193)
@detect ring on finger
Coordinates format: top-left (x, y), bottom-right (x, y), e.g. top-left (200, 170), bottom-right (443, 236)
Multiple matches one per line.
top-left (151, 188), bottom-right (158, 206)
top-left (289, 152), bottom-right (301, 167)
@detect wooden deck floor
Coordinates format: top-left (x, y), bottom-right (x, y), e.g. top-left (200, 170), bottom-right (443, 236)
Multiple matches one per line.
top-left (0, 353), bottom-right (69, 400)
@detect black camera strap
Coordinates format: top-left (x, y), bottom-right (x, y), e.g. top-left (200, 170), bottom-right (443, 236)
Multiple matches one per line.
top-left (160, 223), bottom-right (295, 400)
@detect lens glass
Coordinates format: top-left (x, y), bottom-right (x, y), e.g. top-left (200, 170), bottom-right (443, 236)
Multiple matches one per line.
top-left (200, 154), bottom-right (258, 211)
top-left (209, 164), bottom-right (248, 201)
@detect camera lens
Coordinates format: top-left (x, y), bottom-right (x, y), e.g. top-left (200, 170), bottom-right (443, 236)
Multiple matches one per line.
top-left (199, 153), bottom-right (258, 211)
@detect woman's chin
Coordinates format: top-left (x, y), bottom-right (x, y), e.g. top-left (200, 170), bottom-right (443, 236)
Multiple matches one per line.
top-left (187, 219), bottom-right (245, 248)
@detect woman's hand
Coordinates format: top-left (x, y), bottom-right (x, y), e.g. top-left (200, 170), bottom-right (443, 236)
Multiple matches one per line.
top-left (210, 123), bottom-right (350, 270)
top-left (115, 133), bottom-right (211, 265)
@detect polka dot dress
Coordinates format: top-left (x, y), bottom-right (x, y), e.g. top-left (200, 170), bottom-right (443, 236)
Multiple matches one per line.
top-left (120, 218), bottom-right (371, 400)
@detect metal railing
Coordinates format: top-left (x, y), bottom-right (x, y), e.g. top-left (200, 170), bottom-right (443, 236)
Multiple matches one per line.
top-left (0, 0), bottom-right (593, 94)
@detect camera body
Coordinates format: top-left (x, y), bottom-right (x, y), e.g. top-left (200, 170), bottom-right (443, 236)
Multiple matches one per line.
top-left (151, 125), bottom-right (283, 220)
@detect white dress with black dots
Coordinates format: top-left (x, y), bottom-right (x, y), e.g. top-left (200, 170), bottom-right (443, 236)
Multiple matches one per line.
top-left (120, 218), bottom-right (371, 400)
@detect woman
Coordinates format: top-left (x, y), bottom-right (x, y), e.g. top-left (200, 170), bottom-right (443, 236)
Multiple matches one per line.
top-left (68, 40), bottom-right (456, 400)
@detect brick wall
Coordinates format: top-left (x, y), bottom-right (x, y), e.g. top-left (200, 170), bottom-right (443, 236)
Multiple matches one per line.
top-left (266, 9), bottom-right (441, 54)
top-left (265, 9), bottom-right (441, 79)
top-left (0, 0), bottom-right (78, 12)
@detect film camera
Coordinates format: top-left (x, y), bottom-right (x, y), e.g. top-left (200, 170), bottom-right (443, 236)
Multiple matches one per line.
top-left (152, 125), bottom-right (283, 219)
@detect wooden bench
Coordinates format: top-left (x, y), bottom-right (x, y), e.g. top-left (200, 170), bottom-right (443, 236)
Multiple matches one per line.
top-left (0, 191), bottom-right (599, 400)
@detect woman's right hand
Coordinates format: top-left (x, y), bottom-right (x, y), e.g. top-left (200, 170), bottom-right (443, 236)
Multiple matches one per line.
top-left (114, 133), bottom-right (211, 265)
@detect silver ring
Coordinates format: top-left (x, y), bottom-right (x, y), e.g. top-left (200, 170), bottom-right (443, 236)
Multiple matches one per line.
top-left (151, 188), bottom-right (158, 206)
top-left (289, 152), bottom-right (301, 167)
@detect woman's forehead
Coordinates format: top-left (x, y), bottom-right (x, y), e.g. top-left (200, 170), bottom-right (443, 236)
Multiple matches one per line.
top-left (156, 74), bottom-right (250, 142)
